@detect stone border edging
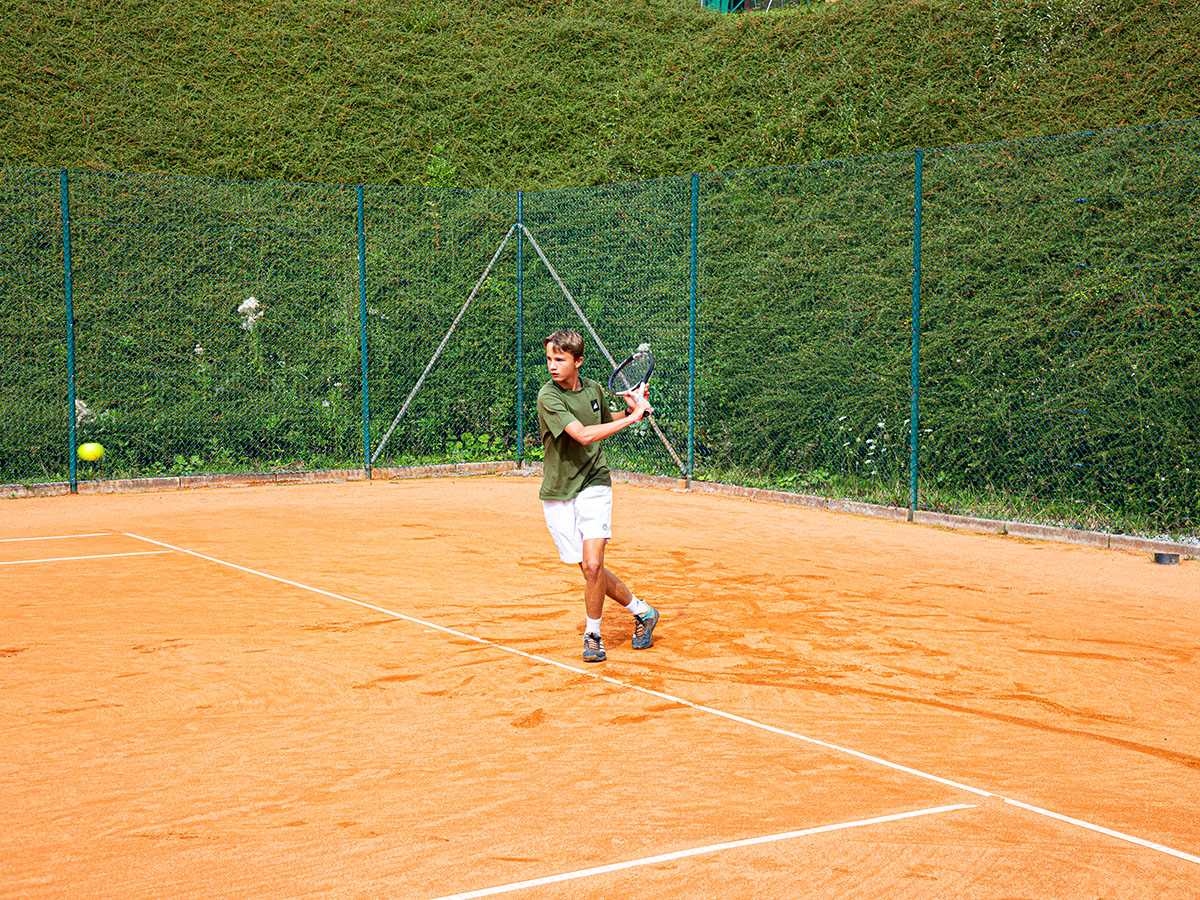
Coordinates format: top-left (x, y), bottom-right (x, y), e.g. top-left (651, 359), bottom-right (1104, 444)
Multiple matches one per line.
top-left (4, 460), bottom-right (1193, 558)
top-left (1, 460), bottom-right (518, 499)
top-left (600, 469), bottom-right (1197, 559)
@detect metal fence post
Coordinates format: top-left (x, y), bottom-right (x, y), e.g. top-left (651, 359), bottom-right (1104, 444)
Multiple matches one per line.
top-left (687, 173), bottom-right (699, 487)
top-left (516, 191), bottom-right (525, 466)
top-left (909, 149), bottom-right (923, 522)
top-left (357, 185), bottom-right (371, 477)
top-left (61, 170), bottom-right (78, 493)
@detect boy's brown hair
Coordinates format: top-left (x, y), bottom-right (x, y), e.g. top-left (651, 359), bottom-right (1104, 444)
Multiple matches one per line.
top-left (543, 329), bottom-right (585, 360)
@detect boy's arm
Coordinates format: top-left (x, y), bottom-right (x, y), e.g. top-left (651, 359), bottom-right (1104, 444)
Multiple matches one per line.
top-left (564, 393), bottom-right (652, 446)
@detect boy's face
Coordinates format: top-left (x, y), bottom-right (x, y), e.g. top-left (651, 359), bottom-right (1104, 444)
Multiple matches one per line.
top-left (545, 344), bottom-right (583, 388)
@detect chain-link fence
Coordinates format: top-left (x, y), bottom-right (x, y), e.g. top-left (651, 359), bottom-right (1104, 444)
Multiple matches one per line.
top-left (2, 118), bottom-right (1197, 539)
top-left (921, 122), bottom-right (1200, 535)
top-left (523, 177), bottom-right (694, 477)
top-left (695, 155), bottom-right (917, 506)
top-left (363, 186), bottom-right (517, 469)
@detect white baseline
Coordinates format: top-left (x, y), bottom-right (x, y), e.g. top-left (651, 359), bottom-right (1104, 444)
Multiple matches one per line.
top-left (0, 550), bottom-right (173, 566)
top-left (0, 532), bottom-right (112, 543)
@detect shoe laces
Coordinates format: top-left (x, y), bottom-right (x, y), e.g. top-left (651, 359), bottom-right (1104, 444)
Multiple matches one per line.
top-left (584, 633), bottom-right (603, 651)
top-left (632, 615), bottom-right (647, 637)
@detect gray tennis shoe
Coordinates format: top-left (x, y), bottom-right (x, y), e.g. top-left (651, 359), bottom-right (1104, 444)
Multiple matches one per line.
top-left (582, 632), bottom-right (606, 663)
top-left (631, 605), bottom-right (659, 649)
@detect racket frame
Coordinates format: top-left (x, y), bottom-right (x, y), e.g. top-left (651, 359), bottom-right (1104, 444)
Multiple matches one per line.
top-left (608, 350), bottom-right (655, 419)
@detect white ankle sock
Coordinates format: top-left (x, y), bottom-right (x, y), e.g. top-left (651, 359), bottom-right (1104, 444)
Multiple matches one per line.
top-left (585, 617), bottom-right (602, 636)
top-left (626, 596), bottom-right (649, 616)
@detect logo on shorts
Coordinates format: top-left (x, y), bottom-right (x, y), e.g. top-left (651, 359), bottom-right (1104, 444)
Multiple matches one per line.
top-left (591, 399), bottom-right (600, 412)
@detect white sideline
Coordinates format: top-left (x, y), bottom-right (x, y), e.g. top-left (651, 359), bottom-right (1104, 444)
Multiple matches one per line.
top-left (0, 550), bottom-right (172, 566)
top-left (123, 532), bottom-right (1200, 867)
top-left (421, 804), bottom-right (977, 900)
top-left (0, 532), bottom-right (112, 543)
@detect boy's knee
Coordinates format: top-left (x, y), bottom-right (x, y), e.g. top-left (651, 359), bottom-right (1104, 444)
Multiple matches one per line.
top-left (580, 560), bottom-right (604, 582)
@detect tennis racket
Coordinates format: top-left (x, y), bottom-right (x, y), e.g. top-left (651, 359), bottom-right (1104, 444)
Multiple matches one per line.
top-left (608, 344), bottom-right (654, 419)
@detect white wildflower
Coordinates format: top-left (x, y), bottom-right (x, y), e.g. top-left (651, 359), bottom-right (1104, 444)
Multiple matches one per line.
top-left (74, 398), bottom-right (96, 426)
top-left (238, 296), bottom-right (264, 331)
top-left (194, 345), bottom-right (205, 355)
top-left (321, 400), bottom-right (330, 408)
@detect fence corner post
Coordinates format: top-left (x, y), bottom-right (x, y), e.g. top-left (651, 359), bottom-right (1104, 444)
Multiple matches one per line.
top-left (687, 173), bottom-right (700, 489)
top-left (516, 191), bottom-right (525, 468)
top-left (61, 169), bottom-right (77, 493)
top-left (909, 149), bottom-right (923, 522)
top-left (357, 185), bottom-right (371, 479)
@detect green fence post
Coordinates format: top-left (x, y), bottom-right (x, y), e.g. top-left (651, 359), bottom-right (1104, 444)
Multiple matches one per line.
top-left (61, 169), bottom-right (78, 493)
top-left (909, 149), bottom-right (923, 522)
top-left (687, 173), bottom-right (699, 487)
top-left (357, 185), bottom-right (371, 478)
top-left (516, 191), bottom-right (525, 467)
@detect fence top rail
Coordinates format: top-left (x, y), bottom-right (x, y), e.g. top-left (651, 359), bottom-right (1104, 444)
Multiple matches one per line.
top-left (526, 173), bottom-right (694, 199)
top-left (926, 115), bottom-right (1200, 157)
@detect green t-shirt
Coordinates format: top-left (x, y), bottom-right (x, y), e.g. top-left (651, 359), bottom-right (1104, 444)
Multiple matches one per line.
top-left (537, 377), bottom-right (614, 501)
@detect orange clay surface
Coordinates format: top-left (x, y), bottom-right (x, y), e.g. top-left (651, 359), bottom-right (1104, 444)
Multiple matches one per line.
top-left (2, 474), bottom-right (1198, 899)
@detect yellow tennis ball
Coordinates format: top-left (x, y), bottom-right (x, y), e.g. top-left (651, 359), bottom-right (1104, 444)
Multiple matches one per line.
top-left (77, 442), bottom-right (105, 462)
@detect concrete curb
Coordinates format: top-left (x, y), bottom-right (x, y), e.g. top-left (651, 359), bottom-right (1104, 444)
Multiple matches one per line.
top-left (1, 460), bottom-right (519, 500)
top-left (603, 470), bottom-right (1197, 559)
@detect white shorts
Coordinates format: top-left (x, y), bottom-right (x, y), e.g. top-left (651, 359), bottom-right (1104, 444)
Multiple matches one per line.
top-left (542, 485), bottom-right (613, 564)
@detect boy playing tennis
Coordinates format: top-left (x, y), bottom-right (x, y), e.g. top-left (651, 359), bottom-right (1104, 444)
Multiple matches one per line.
top-left (537, 329), bottom-right (659, 663)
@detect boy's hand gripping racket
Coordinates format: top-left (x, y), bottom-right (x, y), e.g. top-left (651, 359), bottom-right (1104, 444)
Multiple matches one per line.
top-left (608, 343), bottom-right (654, 419)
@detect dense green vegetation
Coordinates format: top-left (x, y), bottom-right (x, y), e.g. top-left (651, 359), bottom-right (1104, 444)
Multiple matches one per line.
top-left (2, 0), bottom-right (1197, 188)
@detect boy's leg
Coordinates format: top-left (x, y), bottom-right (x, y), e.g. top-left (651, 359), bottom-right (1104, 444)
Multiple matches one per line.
top-left (580, 541), bottom-right (641, 608)
top-left (602, 568), bottom-right (635, 604)
top-left (579, 538), bottom-right (613, 620)
top-left (580, 541), bottom-right (657, 648)
top-left (573, 485), bottom-right (658, 654)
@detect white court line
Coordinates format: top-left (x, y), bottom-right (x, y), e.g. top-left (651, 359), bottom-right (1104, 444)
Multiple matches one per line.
top-left (421, 804), bottom-right (977, 900)
top-left (0, 550), bottom-right (173, 566)
top-left (1002, 798), bottom-right (1200, 866)
top-left (0, 532), bottom-right (112, 543)
top-left (122, 532), bottom-right (1200, 867)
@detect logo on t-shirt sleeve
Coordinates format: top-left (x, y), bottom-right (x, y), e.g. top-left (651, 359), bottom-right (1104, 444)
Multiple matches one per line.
top-left (591, 399), bottom-right (600, 412)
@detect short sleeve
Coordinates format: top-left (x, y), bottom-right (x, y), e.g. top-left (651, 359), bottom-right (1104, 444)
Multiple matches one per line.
top-left (538, 389), bottom-right (576, 438)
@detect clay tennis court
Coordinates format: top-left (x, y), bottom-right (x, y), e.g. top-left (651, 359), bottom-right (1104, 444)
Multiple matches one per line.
top-left (3, 473), bottom-right (1198, 898)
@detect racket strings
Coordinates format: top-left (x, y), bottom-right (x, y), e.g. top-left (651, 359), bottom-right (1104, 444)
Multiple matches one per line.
top-left (612, 354), bottom-right (652, 393)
